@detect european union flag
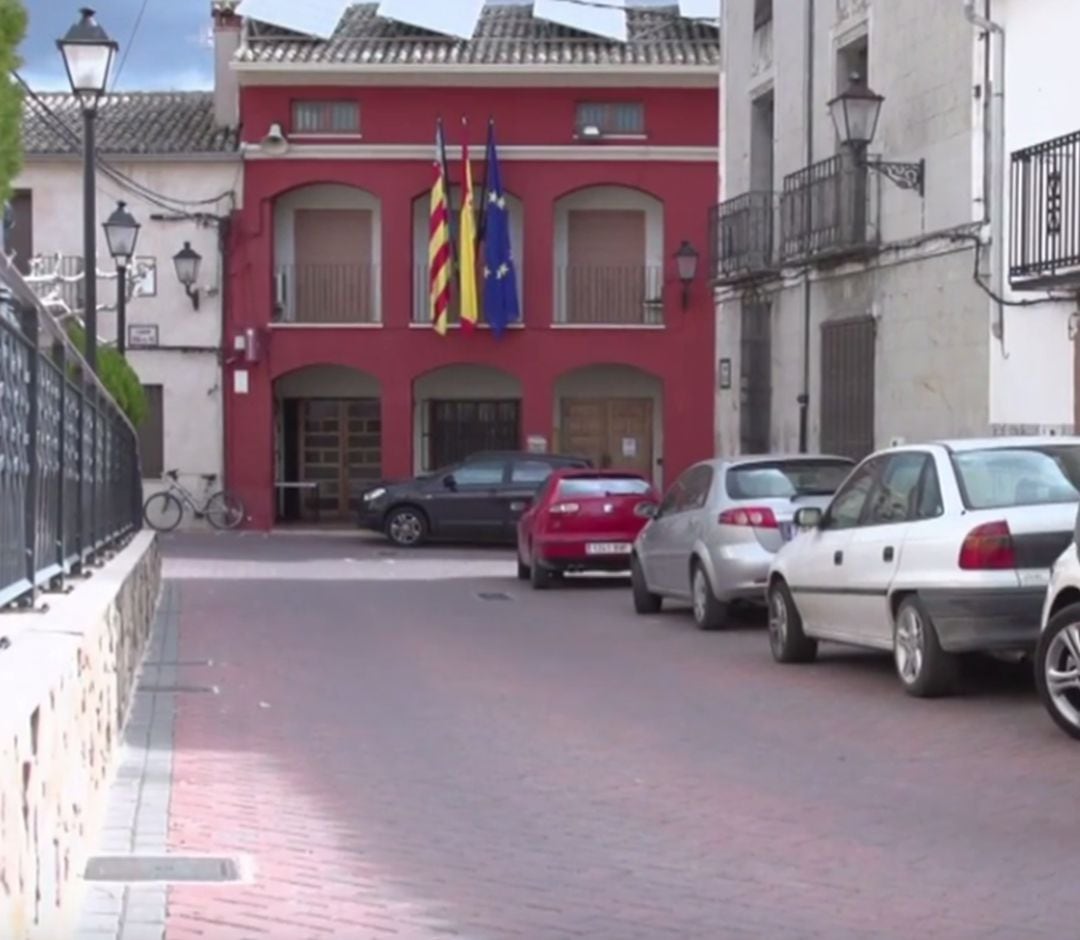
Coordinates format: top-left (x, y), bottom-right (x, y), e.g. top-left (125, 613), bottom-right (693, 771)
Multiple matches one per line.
top-left (481, 122), bottom-right (520, 337)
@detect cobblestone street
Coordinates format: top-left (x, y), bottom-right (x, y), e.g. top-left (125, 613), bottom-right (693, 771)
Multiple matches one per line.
top-left (79, 533), bottom-right (1080, 940)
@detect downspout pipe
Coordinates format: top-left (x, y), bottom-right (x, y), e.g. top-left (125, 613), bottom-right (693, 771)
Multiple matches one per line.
top-left (798, 0), bottom-right (815, 453)
top-left (963, 0), bottom-right (1006, 349)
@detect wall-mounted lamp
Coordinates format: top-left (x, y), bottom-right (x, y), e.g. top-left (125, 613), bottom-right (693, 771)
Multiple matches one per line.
top-left (172, 240), bottom-right (202, 310)
top-left (828, 74), bottom-right (926, 196)
top-left (674, 240), bottom-right (699, 310)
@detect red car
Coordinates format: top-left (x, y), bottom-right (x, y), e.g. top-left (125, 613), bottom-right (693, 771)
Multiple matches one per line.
top-left (516, 469), bottom-right (659, 589)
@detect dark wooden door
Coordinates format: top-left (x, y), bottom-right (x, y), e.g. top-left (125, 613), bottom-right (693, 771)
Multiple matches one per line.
top-left (298, 398), bottom-right (381, 521)
top-left (820, 316), bottom-right (876, 460)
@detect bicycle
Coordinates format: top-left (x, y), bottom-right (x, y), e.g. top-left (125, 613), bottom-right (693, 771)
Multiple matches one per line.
top-left (143, 470), bottom-right (246, 532)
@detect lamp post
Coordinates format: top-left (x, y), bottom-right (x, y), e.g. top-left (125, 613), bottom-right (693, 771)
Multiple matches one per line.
top-left (172, 242), bottom-right (203, 310)
top-left (102, 201), bottom-right (140, 355)
top-left (827, 74), bottom-right (926, 196)
top-left (674, 240), bottom-right (699, 310)
top-left (57, 7), bottom-right (117, 374)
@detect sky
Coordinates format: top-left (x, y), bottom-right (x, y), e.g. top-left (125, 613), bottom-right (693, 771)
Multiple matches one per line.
top-left (19, 0), bottom-right (686, 93)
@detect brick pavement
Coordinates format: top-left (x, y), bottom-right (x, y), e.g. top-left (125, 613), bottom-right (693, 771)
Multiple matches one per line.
top-left (75, 534), bottom-right (1080, 939)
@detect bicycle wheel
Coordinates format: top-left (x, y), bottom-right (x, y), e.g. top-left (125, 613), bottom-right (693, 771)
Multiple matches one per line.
top-left (205, 491), bottom-right (245, 530)
top-left (143, 491), bottom-right (184, 532)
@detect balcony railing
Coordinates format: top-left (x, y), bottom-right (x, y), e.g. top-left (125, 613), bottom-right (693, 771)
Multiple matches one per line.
top-left (710, 192), bottom-right (778, 285)
top-left (780, 153), bottom-right (879, 263)
top-left (555, 265), bottom-right (664, 326)
top-left (1010, 128), bottom-right (1080, 290)
top-left (273, 264), bottom-right (379, 324)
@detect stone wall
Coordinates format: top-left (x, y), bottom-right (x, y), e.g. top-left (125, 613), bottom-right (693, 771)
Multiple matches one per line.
top-left (0, 532), bottom-right (160, 939)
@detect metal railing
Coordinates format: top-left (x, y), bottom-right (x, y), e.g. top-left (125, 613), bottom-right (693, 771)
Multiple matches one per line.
top-left (555, 265), bottom-right (665, 325)
top-left (709, 192), bottom-right (777, 284)
top-left (780, 153), bottom-right (879, 262)
top-left (1010, 128), bottom-right (1080, 290)
top-left (273, 264), bottom-right (380, 324)
top-left (0, 256), bottom-right (142, 610)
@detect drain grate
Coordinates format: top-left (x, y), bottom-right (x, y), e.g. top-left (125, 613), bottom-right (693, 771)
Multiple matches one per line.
top-left (477, 591), bottom-right (513, 602)
top-left (85, 855), bottom-right (242, 884)
top-left (137, 683), bottom-right (219, 695)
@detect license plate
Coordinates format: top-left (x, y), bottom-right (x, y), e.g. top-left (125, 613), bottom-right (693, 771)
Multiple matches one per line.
top-left (779, 523), bottom-right (795, 542)
top-left (586, 542), bottom-right (632, 555)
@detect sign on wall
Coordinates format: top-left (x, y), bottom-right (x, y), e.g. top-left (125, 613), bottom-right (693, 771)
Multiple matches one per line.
top-left (127, 324), bottom-right (159, 348)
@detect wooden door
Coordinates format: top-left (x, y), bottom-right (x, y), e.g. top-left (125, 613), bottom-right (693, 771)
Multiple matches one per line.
top-left (298, 399), bottom-right (382, 521)
top-left (293, 209), bottom-right (374, 323)
top-left (560, 398), bottom-right (654, 479)
top-left (565, 209), bottom-right (646, 324)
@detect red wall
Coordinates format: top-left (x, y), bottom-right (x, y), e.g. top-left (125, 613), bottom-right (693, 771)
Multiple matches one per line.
top-left (227, 82), bottom-right (719, 528)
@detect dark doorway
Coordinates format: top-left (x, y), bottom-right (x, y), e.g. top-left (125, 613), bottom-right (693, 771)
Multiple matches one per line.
top-left (427, 400), bottom-right (520, 470)
top-left (820, 316), bottom-right (875, 459)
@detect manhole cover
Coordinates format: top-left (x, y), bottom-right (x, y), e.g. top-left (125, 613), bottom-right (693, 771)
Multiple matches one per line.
top-left (477, 592), bottom-right (513, 602)
top-left (137, 683), bottom-right (219, 695)
top-left (85, 855), bottom-right (242, 884)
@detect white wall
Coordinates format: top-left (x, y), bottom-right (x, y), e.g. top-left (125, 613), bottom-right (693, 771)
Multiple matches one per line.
top-left (989, 0), bottom-right (1078, 432)
top-left (16, 157), bottom-right (237, 489)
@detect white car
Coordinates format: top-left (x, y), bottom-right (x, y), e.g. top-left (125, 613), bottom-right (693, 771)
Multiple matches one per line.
top-left (767, 437), bottom-right (1080, 697)
top-left (1035, 508), bottom-right (1080, 740)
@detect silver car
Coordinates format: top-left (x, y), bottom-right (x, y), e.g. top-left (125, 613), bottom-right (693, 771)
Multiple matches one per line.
top-left (631, 455), bottom-right (855, 629)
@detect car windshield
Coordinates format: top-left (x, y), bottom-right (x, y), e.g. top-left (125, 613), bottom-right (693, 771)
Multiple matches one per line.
top-left (556, 476), bottom-right (651, 499)
top-left (726, 460), bottom-right (853, 500)
top-left (952, 445), bottom-right (1080, 509)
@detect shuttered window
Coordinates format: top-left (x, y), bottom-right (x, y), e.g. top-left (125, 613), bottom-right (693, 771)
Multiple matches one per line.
top-left (575, 102), bottom-right (645, 136)
top-left (820, 316), bottom-right (875, 460)
top-left (138, 385), bottom-right (164, 479)
top-left (291, 100), bottom-right (360, 135)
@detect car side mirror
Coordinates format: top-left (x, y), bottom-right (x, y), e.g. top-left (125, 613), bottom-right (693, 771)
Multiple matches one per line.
top-left (794, 506), bottom-right (824, 529)
top-left (443, 474), bottom-right (457, 491)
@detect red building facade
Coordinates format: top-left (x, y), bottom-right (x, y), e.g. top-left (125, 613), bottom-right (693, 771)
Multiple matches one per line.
top-left (221, 4), bottom-right (720, 528)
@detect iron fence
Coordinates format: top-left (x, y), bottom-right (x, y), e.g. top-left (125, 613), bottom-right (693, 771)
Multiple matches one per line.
top-left (780, 153), bottom-right (878, 263)
top-left (709, 191), bottom-right (777, 284)
top-left (554, 265), bottom-right (665, 325)
top-left (1010, 128), bottom-right (1080, 290)
top-left (0, 255), bottom-right (142, 610)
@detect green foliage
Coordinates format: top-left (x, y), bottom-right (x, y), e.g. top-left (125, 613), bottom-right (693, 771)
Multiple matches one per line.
top-left (65, 323), bottom-right (149, 427)
top-left (0, 0), bottom-right (26, 205)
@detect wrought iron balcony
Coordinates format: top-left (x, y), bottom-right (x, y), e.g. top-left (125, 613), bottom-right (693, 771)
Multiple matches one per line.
top-left (555, 265), bottom-right (665, 326)
top-left (780, 153), bottom-right (879, 263)
top-left (1010, 128), bottom-right (1080, 291)
top-left (709, 192), bottom-right (778, 285)
top-left (273, 264), bottom-right (380, 325)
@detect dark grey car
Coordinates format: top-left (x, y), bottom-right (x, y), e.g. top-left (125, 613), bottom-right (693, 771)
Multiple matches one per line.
top-left (358, 451), bottom-right (591, 547)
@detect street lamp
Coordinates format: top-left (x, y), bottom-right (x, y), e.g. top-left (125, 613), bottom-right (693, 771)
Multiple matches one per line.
top-left (102, 201), bottom-right (140, 355)
top-left (674, 240), bottom-right (699, 310)
top-left (172, 241), bottom-right (202, 310)
top-left (827, 74), bottom-right (925, 196)
top-left (57, 7), bottom-right (117, 374)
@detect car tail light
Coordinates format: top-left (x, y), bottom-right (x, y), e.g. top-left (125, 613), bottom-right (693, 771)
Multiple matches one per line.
top-left (958, 520), bottom-right (1016, 570)
top-left (635, 502), bottom-right (658, 518)
top-left (550, 502), bottom-right (580, 515)
top-left (719, 507), bottom-right (778, 529)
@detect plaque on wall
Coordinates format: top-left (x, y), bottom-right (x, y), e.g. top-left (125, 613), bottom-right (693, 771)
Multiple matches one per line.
top-left (127, 324), bottom-right (159, 348)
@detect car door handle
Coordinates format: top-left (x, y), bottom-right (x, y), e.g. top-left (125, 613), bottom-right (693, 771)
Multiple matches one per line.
top-left (883, 546), bottom-right (894, 562)
top-left (834, 550), bottom-right (843, 565)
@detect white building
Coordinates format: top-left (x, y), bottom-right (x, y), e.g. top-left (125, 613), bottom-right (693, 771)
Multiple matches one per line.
top-left (713, 0), bottom-right (1077, 459)
top-left (14, 91), bottom-right (239, 508)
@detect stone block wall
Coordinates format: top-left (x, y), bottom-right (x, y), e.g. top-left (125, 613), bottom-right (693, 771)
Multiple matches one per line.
top-left (0, 532), bottom-right (161, 939)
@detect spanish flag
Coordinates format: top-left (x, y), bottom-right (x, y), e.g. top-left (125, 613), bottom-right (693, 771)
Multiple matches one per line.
top-left (429, 120), bottom-right (452, 336)
top-left (458, 118), bottom-right (480, 331)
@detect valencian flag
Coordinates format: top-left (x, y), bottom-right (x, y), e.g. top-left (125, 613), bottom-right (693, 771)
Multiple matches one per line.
top-left (481, 120), bottom-right (520, 337)
top-left (429, 119), bottom-right (453, 336)
top-left (458, 118), bottom-right (480, 330)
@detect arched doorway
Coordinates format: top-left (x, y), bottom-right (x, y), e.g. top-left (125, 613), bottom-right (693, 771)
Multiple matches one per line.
top-left (273, 364), bottom-right (382, 523)
top-left (413, 365), bottom-right (523, 473)
top-left (554, 364), bottom-right (664, 485)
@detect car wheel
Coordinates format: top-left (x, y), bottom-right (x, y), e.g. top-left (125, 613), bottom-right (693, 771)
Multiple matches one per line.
top-left (767, 579), bottom-right (817, 663)
top-left (385, 506), bottom-right (428, 548)
top-left (690, 563), bottom-right (726, 631)
top-left (517, 555), bottom-right (531, 580)
top-left (530, 559), bottom-right (552, 590)
top-left (1035, 603), bottom-right (1080, 741)
top-left (893, 595), bottom-right (957, 698)
top-left (631, 555), bottom-right (662, 615)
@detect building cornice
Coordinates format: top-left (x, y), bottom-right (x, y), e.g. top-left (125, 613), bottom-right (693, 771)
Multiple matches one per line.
top-left (240, 142), bottom-right (718, 163)
top-left (233, 62), bottom-right (719, 90)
